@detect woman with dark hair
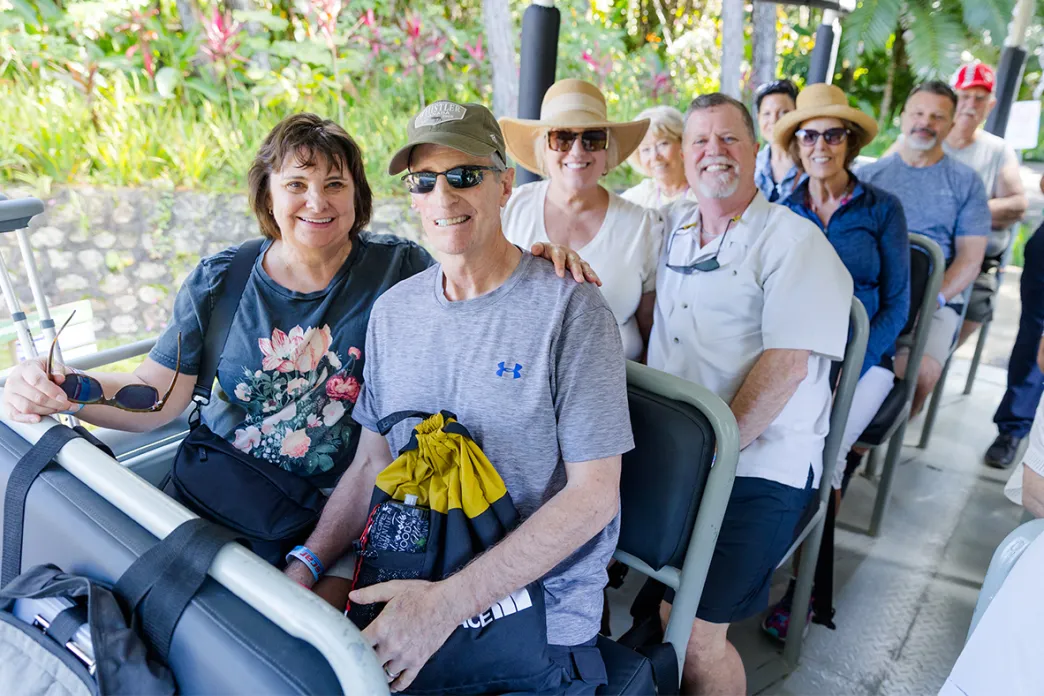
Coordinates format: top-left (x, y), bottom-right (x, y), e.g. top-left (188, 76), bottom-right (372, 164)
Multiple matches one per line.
top-left (754, 79), bottom-right (803, 201)
top-left (762, 84), bottom-right (911, 640)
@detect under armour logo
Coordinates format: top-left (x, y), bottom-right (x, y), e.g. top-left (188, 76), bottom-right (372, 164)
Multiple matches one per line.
top-left (496, 362), bottom-right (522, 379)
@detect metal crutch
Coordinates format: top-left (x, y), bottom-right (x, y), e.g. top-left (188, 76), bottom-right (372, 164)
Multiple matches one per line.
top-left (0, 194), bottom-right (78, 425)
top-left (0, 193), bottom-right (67, 364)
top-left (0, 195), bottom-right (45, 360)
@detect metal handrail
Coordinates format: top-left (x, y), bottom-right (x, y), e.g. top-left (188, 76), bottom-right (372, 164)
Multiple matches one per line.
top-left (1, 416), bottom-right (389, 696)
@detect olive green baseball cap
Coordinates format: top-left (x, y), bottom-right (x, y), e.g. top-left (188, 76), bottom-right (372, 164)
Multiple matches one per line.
top-left (388, 100), bottom-right (508, 175)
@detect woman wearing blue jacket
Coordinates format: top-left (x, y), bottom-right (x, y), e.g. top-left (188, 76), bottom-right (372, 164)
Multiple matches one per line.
top-left (764, 84), bottom-right (911, 640)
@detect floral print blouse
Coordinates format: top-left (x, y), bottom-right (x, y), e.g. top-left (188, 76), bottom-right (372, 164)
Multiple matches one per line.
top-left (149, 233), bottom-right (433, 487)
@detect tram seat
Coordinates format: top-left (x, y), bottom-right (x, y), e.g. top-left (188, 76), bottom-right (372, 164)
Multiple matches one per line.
top-left (601, 362), bottom-right (739, 693)
top-left (968, 518), bottom-right (1044, 640)
top-left (0, 421), bottom-right (343, 694)
top-left (856, 234), bottom-right (945, 536)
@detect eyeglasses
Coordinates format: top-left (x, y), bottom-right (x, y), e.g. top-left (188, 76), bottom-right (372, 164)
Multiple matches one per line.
top-left (401, 165), bottom-right (502, 194)
top-left (665, 217), bottom-right (738, 274)
top-left (48, 311), bottom-right (181, 412)
top-left (547, 129), bottom-right (609, 153)
top-left (795, 127), bottom-right (850, 147)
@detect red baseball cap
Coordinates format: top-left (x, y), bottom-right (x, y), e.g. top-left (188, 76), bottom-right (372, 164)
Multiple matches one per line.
top-left (953, 62), bottom-right (995, 93)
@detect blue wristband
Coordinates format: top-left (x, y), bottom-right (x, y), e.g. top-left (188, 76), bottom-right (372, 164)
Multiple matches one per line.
top-left (286, 545), bottom-right (325, 582)
top-left (937, 292), bottom-right (947, 309)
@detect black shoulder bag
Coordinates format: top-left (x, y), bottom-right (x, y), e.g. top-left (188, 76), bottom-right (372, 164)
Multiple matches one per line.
top-left (162, 240), bottom-right (326, 565)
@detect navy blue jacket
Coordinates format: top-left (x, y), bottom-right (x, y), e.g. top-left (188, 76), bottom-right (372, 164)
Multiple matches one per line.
top-left (783, 176), bottom-right (911, 376)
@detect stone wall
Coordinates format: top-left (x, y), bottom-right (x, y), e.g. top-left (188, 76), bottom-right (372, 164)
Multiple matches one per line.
top-left (0, 185), bottom-right (418, 343)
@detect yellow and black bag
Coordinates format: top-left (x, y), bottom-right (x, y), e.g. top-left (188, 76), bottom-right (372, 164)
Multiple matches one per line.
top-left (346, 411), bottom-right (560, 695)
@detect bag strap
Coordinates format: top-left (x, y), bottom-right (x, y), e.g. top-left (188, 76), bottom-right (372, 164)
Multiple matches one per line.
top-left (375, 410), bottom-right (474, 455)
top-left (192, 238), bottom-right (265, 407)
top-left (2, 425), bottom-right (81, 586)
top-left (115, 518), bottom-right (237, 660)
top-left (45, 604), bottom-right (88, 648)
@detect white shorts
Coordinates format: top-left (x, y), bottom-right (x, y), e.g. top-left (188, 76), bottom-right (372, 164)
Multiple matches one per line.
top-left (832, 366), bottom-right (896, 490)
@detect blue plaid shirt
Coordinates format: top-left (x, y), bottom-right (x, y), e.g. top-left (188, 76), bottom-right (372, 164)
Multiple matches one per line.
top-left (755, 145), bottom-right (803, 203)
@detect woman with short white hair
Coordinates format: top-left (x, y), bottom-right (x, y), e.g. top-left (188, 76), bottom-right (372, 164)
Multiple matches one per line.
top-left (622, 105), bottom-right (691, 209)
top-left (500, 79), bottom-right (664, 361)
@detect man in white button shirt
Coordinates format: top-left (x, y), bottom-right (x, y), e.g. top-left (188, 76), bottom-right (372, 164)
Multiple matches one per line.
top-left (647, 93), bottom-right (853, 695)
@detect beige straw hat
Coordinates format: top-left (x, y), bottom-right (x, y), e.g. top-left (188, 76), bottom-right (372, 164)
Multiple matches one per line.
top-left (773, 83), bottom-right (879, 151)
top-left (499, 79), bottom-right (650, 176)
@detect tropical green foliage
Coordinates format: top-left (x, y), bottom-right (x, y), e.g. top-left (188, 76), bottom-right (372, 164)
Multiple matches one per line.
top-left (1, 0), bottom-right (1042, 197)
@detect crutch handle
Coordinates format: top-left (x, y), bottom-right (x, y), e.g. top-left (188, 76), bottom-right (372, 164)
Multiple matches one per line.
top-left (0, 196), bottom-right (45, 232)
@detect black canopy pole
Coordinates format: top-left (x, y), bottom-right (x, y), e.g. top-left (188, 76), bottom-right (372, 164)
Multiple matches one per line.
top-left (516, 1), bottom-right (560, 185)
top-left (807, 9), bottom-right (840, 84)
top-left (985, 0), bottom-right (1034, 137)
top-left (985, 47), bottom-right (1029, 137)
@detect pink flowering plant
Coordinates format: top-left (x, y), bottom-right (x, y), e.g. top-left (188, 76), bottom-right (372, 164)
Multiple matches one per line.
top-left (229, 323), bottom-right (362, 476)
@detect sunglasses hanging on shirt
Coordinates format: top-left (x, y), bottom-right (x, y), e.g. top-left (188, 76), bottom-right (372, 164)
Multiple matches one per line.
top-left (665, 216), bottom-right (740, 275)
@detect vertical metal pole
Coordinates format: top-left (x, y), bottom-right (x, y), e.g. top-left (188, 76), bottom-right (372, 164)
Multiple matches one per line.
top-left (807, 10), bottom-right (840, 85)
top-left (516, 1), bottom-right (560, 186)
top-left (985, 0), bottom-right (1035, 137)
top-left (964, 318), bottom-right (992, 395)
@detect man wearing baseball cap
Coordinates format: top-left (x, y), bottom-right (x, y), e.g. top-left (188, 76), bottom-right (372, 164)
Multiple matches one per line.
top-left (944, 63), bottom-right (1031, 468)
top-left (295, 100), bottom-right (633, 693)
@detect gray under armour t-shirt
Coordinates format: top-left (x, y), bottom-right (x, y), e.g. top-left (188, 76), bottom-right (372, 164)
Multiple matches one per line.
top-left (858, 153), bottom-right (990, 263)
top-left (353, 251), bottom-right (634, 647)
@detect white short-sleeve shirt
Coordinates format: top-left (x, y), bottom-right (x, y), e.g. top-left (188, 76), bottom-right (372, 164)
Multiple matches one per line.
top-left (647, 192), bottom-right (854, 488)
top-left (502, 180), bottom-right (664, 360)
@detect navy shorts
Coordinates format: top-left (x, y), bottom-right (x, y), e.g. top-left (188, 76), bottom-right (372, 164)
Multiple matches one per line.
top-left (665, 468), bottom-right (815, 624)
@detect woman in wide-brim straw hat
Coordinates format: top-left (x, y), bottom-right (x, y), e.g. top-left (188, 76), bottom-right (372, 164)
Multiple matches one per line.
top-left (761, 83), bottom-right (911, 643)
top-left (500, 79), bottom-right (664, 361)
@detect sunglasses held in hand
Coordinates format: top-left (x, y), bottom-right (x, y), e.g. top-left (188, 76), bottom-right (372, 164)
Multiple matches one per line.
top-left (48, 311), bottom-right (181, 412)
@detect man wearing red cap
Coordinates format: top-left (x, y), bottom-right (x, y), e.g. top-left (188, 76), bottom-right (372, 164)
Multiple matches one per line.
top-left (945, 62), bottom-right (1031, 468)
top-left (946, 63), bottom-right (1028, 344)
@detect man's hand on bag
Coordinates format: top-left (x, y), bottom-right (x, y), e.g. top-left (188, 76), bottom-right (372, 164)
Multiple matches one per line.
top-left (350, 579), bottom-right (459, 692)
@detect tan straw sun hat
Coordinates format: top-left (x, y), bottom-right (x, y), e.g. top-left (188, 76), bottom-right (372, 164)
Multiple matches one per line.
top-left (499, 79), bottom-right (650, 176)
top-left (772, 83), bottom-right (878, 151)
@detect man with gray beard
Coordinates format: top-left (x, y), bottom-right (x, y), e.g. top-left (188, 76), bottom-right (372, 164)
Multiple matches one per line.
top-left (860, 81), bottom-right (990, 417)
top-left (647, 93), bottom-right (852, 696)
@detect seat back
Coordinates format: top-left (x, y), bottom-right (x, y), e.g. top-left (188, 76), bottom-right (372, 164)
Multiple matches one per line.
top-left (613, 362), bottom-right (740, 677)
top-left (617, 382), bottom-right (715, 571)
top-left (899, 234), bottom-right (946, 394)
top-left (968, 518), bottom-right (1044, 640)
top-left (0, 419), bottom-right (386, 695)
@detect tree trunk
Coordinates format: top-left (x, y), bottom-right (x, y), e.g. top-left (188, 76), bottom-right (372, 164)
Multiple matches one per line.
top-left (175, 0), bottom-right (198, 33)
top-left (227, 0), bottom-right (270, 72)
top-left (878, 29), bottom-right (906, 131)
top-left (483, 0), bottom-right (519, 118)
top-left (751, 1), bottom-right (777, 90)
top-left (720, 0), bottom-right (745, 98)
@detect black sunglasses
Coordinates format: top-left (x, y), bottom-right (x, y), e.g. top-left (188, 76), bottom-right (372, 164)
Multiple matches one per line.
top-left (547, 129), bottom-right (609, 153)
top-left (48, 311), bottom-right (181, 412)
top-left (665, 218), bottom-right (737, 274)
top-left (401, 165), bottom-right (501, 194)
top-left (795, 127), bottom-right (850, 146)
